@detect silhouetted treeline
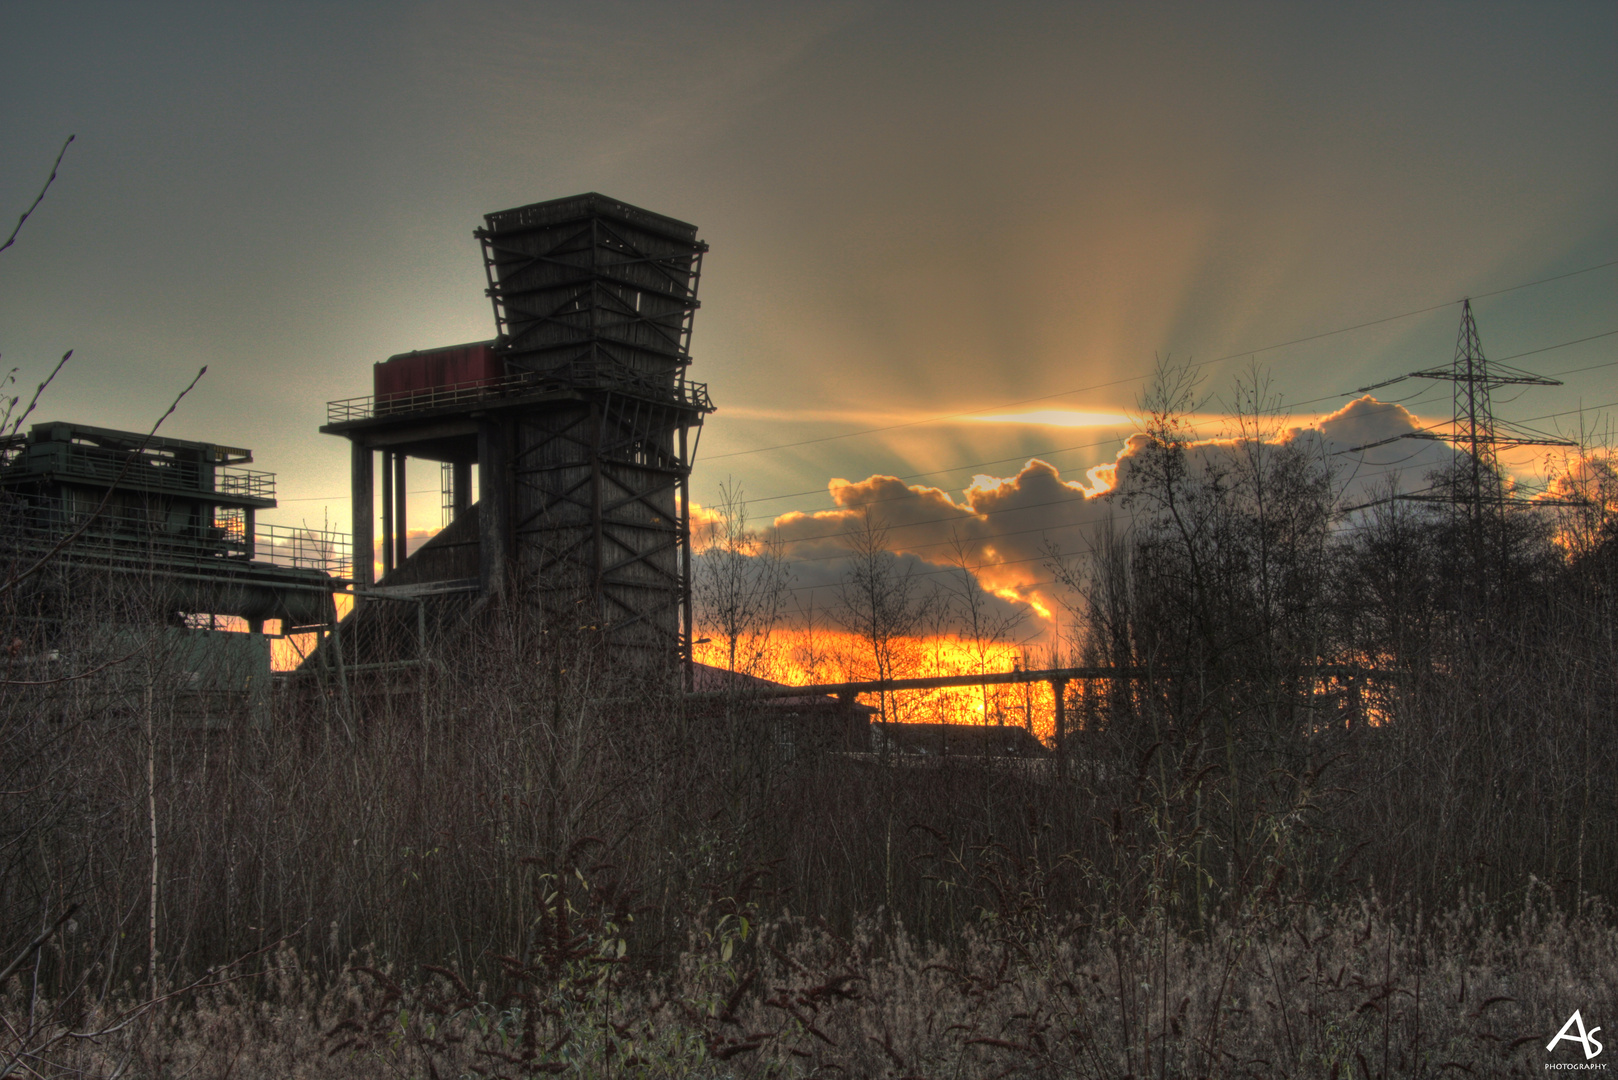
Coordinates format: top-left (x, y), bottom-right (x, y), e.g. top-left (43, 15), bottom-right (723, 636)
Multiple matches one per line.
top-left (3, 376), bottom-right (1617, 1075)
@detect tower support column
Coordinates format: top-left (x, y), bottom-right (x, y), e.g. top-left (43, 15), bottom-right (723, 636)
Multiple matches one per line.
top-left (381, 450), bottom-right (395, 577)
top-left (394, 452), bottom-right (408, 567)
top-left (351, 441), bottom-right (373, 596)
top-left (452, 459), bottom-right (471, 519)
top-left (477, 418), bottom-right (510, 599)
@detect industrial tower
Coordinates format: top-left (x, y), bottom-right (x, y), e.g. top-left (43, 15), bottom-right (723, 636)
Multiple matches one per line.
top-left (0, 420), bottom-right (343, 631)
top-left (320, 194), bottom-right (714, 673)
top-left (0, 420), bottom-right (346, 715)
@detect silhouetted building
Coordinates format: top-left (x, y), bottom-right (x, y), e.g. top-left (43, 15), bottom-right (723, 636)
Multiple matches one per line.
top-left (319, 194), bottom-right (713, 677)
top-left (0, 420), bottom-right (346, 718)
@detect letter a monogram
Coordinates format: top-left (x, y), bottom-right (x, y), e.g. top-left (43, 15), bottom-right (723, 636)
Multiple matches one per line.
top-left (1548, 1011), bottom-right (1605, 1059)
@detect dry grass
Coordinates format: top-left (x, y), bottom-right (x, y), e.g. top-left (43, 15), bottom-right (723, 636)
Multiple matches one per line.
top-left (9, 365), bottom-right (1618, 1076)
top-left (9, 891), bottom-right (1614, 1078)
top-left (5, 600), bottom-right (1618, 1076)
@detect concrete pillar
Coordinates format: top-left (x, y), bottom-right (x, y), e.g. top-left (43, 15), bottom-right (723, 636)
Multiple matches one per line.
top-left (477, 419), bottom-right (509, 598)
top-left (393, 452), bottom-right (408, 567)
top-left (452, 458), bottom-right (471, 519)
top-left (380, 450), bottom-right (394, 577)
top-left (350, 440), bottom-right (373, 592)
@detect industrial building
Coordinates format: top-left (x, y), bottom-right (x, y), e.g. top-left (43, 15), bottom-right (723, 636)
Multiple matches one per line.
top-left (317, 193), bottom-right (714, 681)
top-left (0, 193), bottom-right (879, 743)
top-left (0, 419), bottom-right (347, 714)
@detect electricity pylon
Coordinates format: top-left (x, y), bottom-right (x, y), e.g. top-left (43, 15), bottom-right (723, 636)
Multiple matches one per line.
top-left (1406, 299), bottom-right (1574, 536)
top-left (1346, 299), bottom-right (1575, 520)
top-left (1342, 299), bottom-right (1580, 603)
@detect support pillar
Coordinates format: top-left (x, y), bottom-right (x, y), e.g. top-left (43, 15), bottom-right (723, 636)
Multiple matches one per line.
top-left (380, 450), bottom-right (395, 578)
top-left (452, 459), bottom-right (471, 520)
top-left (350, 441), bottom-right (373, 596)
top-left (477, 418), bottom-right (509, 599)
top-left (679, 426), bottom-right (693, 692)
top-left (393, 452), bottom-right (408, 568)
top-left (589, 402), bottom-right (604, 616)
top-left (838, 690), bottom-right (862, 753)
top-left (1052, 677), bottom-right (1068, 780)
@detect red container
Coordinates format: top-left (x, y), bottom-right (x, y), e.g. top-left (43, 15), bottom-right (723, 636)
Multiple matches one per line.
top-left (374, 341), bottom-right (503, 406)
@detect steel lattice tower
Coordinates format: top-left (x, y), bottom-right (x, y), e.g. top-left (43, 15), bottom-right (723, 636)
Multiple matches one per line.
top-left (1347, 299), bottom-right (1577, 575)
top-left (1405, 300), bottom-right (1572, 536)
top-left (476, 195), bottom-right (714, 668)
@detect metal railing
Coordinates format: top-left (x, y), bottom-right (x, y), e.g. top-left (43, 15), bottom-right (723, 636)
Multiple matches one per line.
top-left (327, 365), bottom-right (713, 423)
top-left (327, 372), bottom-right (529, 423)
top-left (2, 510), bottom-right (349, 577)
top-left (251, 523), bottom-right (351, 576)
top-left (215, 468), bottom-right (277, 500)
top-left (3, 443), bottom-right (277, 501)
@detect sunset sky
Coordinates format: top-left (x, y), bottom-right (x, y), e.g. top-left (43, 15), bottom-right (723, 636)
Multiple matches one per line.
top-left (2, 2), bottom-right (1614, 639)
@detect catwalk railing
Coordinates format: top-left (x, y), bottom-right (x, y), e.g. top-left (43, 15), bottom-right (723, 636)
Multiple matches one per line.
top-left (327, 364), bottom-right (713, 424)
top-left (2, 510), bottom-right (351, 577)
top-left (0, 440), bottom-right (276, 501)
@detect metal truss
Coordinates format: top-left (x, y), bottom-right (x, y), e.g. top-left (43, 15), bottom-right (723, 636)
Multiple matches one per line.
top-left (476, 198), bottom-right (707, 382)
top-left (1342, 299), bottom-right (1577, 522)
top-left (471, 195), bottom-right (715, 673)
top-left (505, 390), bottom-right (705, 661)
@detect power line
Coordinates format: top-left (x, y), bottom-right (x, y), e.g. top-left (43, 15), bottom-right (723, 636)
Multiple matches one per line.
top-left (317, 374), bottom-right (1596, 563)
top-left (704, 257), bottom-right (1618, 462)
top-left (268, 318), bottom-right (1615, 514)
top-left (753, 434), bottom-right (1487, 588)
top-left (766, 309), bottom-right (1618, 597)
top-left (1334, 391), bottom-right (1618, 456)
top-left (720, 329), bottom-right (1616, 513)
top-left (738, 389), bottom-right (1461, 530)
top-left (756, 384), bottom-right (1618, 579)
top-left (773, 444), bottom-right (1588, 600)
top-left (1471, 259), bottom-right (1618, 301)
top-left (727, 392), bottom-right (1454, 518)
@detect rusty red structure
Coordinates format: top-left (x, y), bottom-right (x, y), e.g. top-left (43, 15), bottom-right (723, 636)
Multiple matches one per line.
top-left (373, 342), bottom-right (505, 409)
top-left (320, 194), bottom-right (714, 676)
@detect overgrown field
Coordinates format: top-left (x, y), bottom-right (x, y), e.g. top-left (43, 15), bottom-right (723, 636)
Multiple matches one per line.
top-left (14, 893), bottom-right (1616, 1078)
top-left (7, 369), bottom-right (1618, 1075)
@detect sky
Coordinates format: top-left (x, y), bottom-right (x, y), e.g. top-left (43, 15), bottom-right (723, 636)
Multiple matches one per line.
top-left (2, 1), bottom-right (1615, 637)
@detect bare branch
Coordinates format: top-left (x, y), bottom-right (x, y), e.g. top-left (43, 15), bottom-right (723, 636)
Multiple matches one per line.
top-left (0, 135), bottom-right (74, 258)
top-left (0, 643), bottom-right (143, 686)
top-left (4, 350), bottom-right (72, 441)
top-left (0, 905), bottom-right (78, 989)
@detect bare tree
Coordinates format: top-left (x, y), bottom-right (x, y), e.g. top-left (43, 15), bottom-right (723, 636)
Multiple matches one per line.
top-left (693, 480), bottom-right (790, 677)
top-left (792, 592), bottom-right (833, 683)
top-left (940, 532), bottom-right (1024, 724)
top-left (833, 509), bottom-right (933, 724)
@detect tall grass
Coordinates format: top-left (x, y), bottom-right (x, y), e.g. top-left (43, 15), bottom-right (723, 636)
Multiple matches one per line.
top-left (7, 375), bottom-right (1618, 1073)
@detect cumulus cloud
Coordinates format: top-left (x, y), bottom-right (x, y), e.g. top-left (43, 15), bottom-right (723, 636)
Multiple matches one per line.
top-left (759, 394), bottom-right (1459, 636)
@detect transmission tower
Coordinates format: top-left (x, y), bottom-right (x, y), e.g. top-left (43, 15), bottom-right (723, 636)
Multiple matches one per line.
top-left (1344, 299), bottom-right (1578, 562)
top-left (1408, 298), bottom-right (1574, 532)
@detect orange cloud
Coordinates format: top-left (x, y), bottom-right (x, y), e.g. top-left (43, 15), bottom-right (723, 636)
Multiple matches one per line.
top-left (754, 393), bottom-right (1455, 646)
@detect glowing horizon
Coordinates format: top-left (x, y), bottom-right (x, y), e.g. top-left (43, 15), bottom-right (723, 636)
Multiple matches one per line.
top-left (968, 409), bottom-right (1134, 428)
